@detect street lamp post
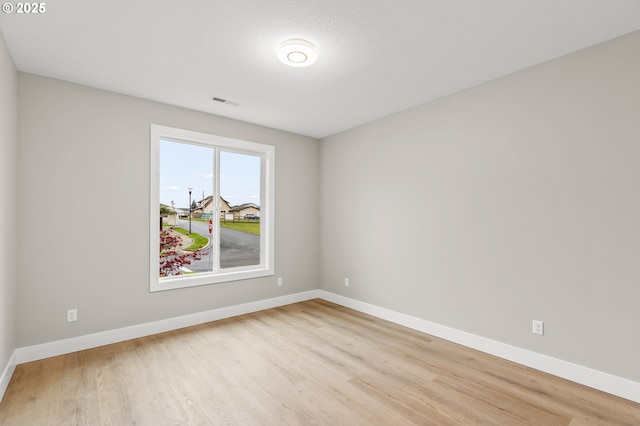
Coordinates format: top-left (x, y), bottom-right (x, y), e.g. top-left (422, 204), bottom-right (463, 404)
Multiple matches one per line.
top-left (188, 186), bottom-right (193, 234)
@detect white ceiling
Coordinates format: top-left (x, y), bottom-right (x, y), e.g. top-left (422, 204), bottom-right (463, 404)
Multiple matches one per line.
top-left (1, 1), bottom-right (640, 139)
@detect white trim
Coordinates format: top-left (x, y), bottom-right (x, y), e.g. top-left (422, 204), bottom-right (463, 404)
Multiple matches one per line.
top-left (317, 290), bottom-right (640, 404)
top-left (15, 290), bottom-right (319, 365)
top-left (0, 351), bottom-right (17, 402)
top-left (6, 289), bottom-right (639, 405)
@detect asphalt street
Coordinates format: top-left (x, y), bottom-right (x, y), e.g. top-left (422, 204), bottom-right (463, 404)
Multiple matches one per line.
top-left (175, 218), bottom-right (260, 271)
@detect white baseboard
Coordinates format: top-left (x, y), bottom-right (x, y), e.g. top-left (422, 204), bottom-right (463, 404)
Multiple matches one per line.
top-left (0, 350), bottom-right (16, 402)
top-left (318, 290), bottom-right (640, 404)
top-left (4, 289), bottom-right (638, 405)
top-left (15, 290), bottom-right (320, 365)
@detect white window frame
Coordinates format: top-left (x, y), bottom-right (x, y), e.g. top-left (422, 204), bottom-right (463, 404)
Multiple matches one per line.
top-left (150, 124), bottom-right (275, 292)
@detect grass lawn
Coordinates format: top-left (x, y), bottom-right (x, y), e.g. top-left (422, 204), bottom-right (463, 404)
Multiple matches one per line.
top-left (220, 221), bottom-right (260, 236)
top-left (173, 227), bottom-right (209, 251)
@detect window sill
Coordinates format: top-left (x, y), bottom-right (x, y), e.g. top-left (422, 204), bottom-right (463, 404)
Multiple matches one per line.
top-left (151, 267), bottom-right (274, 292)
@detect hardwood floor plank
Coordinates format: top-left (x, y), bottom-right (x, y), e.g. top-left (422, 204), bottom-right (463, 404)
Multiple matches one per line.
top-left (1, 299), bottom-right (638, 425)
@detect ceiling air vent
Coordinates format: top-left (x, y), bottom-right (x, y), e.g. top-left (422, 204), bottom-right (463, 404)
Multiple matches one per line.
top-left (212, 96), bottom-right (239, 106)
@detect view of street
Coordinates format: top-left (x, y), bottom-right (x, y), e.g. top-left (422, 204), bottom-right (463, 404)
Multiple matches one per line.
top-left (175, 218), bottom-right (260, 271)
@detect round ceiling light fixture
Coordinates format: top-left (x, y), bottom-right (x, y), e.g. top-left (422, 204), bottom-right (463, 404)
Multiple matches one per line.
top-left (277, 39), bottom-right (317, 67)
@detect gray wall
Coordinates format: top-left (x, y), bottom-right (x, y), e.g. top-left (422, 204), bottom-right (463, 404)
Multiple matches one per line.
top-left (17, 73), bottom-right (319, 347)
top-left (320, 31), bottom-right (640, 382)
top-left (0, 32), bottom-right (17, 370)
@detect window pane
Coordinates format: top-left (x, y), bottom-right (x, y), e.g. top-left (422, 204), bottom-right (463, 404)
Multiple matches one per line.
top-left (219, 150), bottom-right (261, 269)
top-left (159, 140), bottom-right (214, 277)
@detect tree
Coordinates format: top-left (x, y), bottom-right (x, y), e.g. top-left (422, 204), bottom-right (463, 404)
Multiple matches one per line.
top-left (160, 205), bottom-right (174, 216)
top-left (191, 200), bottom-right (197, 211)
top-left (159, 230), bottom-right (206, 277)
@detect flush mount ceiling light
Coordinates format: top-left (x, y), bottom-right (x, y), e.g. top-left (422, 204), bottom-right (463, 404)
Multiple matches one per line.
top-left (277, 39), bottom-right (317, 67)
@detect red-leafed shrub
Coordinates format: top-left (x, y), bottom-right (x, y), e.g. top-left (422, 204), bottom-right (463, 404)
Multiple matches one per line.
top-left (159, 230), bottom-right (204, 276)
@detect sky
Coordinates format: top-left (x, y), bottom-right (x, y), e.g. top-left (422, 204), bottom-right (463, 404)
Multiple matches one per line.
top-left (159, 139), bottom-right (261, 209)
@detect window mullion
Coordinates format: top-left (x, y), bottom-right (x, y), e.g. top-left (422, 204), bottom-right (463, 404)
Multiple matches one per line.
top-left (213, 147), bottom-right (221, 273)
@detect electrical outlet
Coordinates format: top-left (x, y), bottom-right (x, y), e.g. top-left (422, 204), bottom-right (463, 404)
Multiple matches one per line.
top-left (344, 278), bottom-right (350, 287)
top-left (67, 309), bottom-right (78, 322)
top-left (277, 277), bottom-right (283, 287)
top-left (532, 320), bottom-right (544, 336)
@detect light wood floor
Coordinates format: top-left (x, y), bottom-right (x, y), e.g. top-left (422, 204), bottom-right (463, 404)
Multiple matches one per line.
top-left (1, 299), bottom-right (638, 425)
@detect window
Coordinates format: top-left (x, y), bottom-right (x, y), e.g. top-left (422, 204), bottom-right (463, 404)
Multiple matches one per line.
top-left (150, 125), bottom-right (274, 292)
